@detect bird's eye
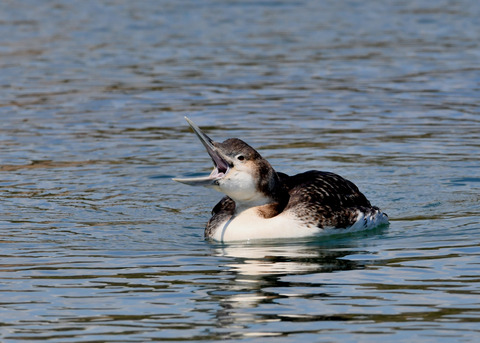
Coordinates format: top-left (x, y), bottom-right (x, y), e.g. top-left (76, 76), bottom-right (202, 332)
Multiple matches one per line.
top-left (236, 155), bottom-right (245, 161)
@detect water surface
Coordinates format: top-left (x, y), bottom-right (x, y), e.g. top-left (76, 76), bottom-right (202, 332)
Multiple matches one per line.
top-left (1, 0), bottom-right (480, 342)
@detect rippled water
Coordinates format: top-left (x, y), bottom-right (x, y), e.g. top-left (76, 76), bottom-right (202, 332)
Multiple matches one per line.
top-left (1, 0), bottom-right (480, 342)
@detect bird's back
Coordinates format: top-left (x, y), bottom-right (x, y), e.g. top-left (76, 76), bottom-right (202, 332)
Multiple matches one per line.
top-left (281, 170), bottom-right (384, 229)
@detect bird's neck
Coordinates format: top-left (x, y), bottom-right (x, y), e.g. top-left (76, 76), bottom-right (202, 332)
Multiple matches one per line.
top-left (233, 169), bottom-right (289, 218)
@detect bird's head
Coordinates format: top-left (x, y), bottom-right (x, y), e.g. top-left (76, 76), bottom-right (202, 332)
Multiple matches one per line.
top-left (173, 117), bottom-right (282, 207)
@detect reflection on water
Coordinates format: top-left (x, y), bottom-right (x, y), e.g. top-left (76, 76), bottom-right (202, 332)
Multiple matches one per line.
top-left (210, 239), bottom-right (364, 329)
top-left (217, 240), bottom-right (362, 277)
top-left (1, 0), bottom-right (480, 342)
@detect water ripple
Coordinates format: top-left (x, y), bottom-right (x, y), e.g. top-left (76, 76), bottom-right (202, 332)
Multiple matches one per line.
top-left (1, 0), bottom-right (480, 342)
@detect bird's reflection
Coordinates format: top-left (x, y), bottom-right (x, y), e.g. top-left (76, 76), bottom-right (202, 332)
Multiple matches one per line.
top-left (206, 234), bottom-right (378, 331)
top-left (215, 236), bottom-right (367, 277)
top-left (219, 242), bottom-right (347, 276)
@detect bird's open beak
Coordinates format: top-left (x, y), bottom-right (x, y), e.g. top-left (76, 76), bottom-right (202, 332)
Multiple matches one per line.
top-left (172, 117), bottom-right (230, 186)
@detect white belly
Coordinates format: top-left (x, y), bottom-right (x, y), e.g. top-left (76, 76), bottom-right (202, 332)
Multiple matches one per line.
top-left (211, 208), bottom-right (319, 242)
top-left (210, 208), bottom-right (389, 242)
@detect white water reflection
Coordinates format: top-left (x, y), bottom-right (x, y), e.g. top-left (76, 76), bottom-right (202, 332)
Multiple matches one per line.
top-left (216, 241), bottom-right (362, 277)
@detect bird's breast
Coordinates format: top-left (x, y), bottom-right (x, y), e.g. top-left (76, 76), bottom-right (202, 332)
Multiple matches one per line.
top-left (210, 207), bottom-right (320, 242)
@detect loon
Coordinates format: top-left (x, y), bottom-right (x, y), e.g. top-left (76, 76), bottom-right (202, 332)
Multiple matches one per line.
top-left (173, 117), bottom-right (389, 242)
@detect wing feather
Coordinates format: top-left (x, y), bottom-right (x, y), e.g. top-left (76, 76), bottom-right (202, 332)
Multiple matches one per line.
top-left (282, 170), bottom-right (377, 228)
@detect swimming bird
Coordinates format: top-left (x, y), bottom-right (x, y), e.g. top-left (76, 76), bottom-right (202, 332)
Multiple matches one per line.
top-left (173, 117), bottom-right (388, 242)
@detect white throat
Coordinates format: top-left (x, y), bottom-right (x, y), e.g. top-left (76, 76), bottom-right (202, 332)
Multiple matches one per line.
top-left (213, 168), bottom-right (272, 212)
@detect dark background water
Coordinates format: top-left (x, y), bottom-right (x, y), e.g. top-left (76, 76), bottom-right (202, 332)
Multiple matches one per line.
top-left (1, 0), bottom-right (480, 342)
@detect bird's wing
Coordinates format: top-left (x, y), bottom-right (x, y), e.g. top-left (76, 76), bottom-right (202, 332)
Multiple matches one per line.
top-left (282, 170), bottom-right (376, 228)
top-left (205, 196), bottom-right (235, 237)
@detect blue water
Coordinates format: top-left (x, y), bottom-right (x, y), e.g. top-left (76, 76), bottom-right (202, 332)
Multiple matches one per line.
top-left (1, 0), bottom-right (480, 342)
